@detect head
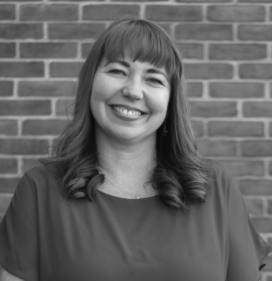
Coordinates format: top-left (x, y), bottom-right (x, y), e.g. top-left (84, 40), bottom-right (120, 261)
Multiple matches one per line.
top-left (73, 18), bottom-right (195, 160)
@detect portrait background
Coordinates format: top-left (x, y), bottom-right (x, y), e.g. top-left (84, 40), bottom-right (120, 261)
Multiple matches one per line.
top-left (0, 0), bottom-right (271, 279)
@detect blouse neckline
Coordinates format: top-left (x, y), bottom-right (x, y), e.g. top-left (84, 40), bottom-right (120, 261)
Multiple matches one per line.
top-left (96, 189), bottom-right (159, 201)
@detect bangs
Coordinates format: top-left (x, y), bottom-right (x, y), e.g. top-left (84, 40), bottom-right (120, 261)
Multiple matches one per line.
top-left (103, 20), bottom-right (180, 80)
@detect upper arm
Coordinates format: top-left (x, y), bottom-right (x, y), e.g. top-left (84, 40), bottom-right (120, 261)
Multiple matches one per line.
top-left (0, 266), bottom-right (25, 281)
top-left (0, 173), bottom-right (39, 281)
top-left (225, 168), bottom-right (272, 280)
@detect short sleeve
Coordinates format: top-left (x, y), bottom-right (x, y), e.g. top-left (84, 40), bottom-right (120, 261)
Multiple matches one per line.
top-left (0, 173), bottom-right (39, 281)
top-left (226, 172), bottom-right (272, 281)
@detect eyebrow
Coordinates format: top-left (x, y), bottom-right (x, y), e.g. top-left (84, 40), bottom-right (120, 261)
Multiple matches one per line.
top-left (104, 59), bottom-right (169, 82)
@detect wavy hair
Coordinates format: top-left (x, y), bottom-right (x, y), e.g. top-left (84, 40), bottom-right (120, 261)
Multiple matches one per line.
top-left (41, 18), bottom-right (207, 209)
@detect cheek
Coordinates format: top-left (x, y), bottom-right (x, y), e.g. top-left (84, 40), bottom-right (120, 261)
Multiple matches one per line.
top-left (147, 91), bottom-right (170, 115)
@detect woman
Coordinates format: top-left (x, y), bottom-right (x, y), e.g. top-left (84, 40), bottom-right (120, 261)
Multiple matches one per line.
top-left (0, 18), bottom-right (271, 281)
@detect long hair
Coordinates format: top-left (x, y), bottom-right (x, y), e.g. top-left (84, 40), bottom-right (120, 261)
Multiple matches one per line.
top-left (41, 18), bottom-right (207, 209)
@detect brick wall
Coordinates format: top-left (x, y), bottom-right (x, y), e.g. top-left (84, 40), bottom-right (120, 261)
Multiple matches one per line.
top-left (0, 0), bottom-right (272, 278)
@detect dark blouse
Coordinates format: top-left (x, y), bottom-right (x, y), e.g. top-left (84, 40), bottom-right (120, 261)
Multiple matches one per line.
top-left (0, 160), bottom-right (271, 281)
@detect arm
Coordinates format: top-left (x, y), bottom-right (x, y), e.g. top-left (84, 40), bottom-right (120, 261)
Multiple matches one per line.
top-left (0, 266), bottom-right (25, 281)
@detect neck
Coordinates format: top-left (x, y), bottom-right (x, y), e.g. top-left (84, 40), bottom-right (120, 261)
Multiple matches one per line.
top-left (96, 132), bottom-right (157, 182)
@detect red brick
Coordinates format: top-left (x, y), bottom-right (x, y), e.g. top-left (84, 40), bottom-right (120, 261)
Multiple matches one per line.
top-left (0, 100), bottom-right (51, 116)
top-left (191, 120), bottom-right (204, 137)
top-left (175, 24), bottom-right (232, 40)
top-left (268, 200), bottom-right (272, 215)
top-left (239, 180), bottom-right (272, 196)
top-left (177, 0), bottom-right (231, 2)
top-left (48, 23), bottom-right (104, 39)
top-left (22, 158), bottom-right (40, 173)
top-left (243, 102), bottom-right (272, 118)
top-left (20, 4), bottom-right (78, 21)
top-left (191, 101), bottom-right (237, 117)
top-left (188, 82), bottom-right (203, 97)
top-left (81, 42), bottom-right (94, 58)
top-left (209, 44), bottom-right (266, 60)
top-left (185, 63), bottom-right (233, 79)
top-left (146, 5), bottom-right (202, 21)
top-left (22, 119), bottom-right (69, 135)
top-left (244, 198), bottom-right (264, 216)
top-left (83, 4), bottom-right (139, 20)
top-left (176, 43), bottom-right (204, 59)
top-left (251, 218), bottom-right (272, 233)
top-left (0, 24), bottom-right (43, 39)
top-left (0, 178), bottom-right (19, 193)
top-left (209, 82), bottom-right (264, 98)
top-left (0, 159), bottom-right (17, 174)
top-left (270, 84), bottom-right (272, 98)
top-left (22, 43), bottom-right (77, 59)
top-left (270, 7), bottom-right (272, 21)
top-left (197, 140), bottom-right (237, 157)
top-left (0, 81), bottom-right (13, 97)
top-left (50, 62), bottom-right (83, 78)
top-left (0, 43), bottom-right (15, 58)
top-left (239, 25), bottom-right (272, 41)
top-left (0, 139), bottom-right (49, 155)
top-left (0, 120), bottom-right (18, 135)
top-left (208, 5), bottom-right (265, 22)
top-left (240, 64), bottom-right (272, 79)
top-left (219, 160), bottom-right (264, 176)
top-left (111, 0), bottom-right (166, 1)
top-left (239, 0), bottom-right (272, 2)
top-left (0, 195), bottom-right (12, 214)
top-left (208, 121), bottom-right (264, 137)
top-left (56, 99), bottom-right (75, 116)
top-left (18, 80), bottom-right (77, 97)
top-left (50, 0), bottom-right (103, 1)
top-left (0, 4), bottom-right (15, 20)
top-left (241, 141), bottom-right (272, 157)
top-left (0, 62), bottom-right (44, 78)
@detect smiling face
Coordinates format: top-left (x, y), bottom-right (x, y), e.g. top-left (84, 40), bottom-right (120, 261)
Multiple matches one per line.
top-left (90, 57), bottom-right (170, 145)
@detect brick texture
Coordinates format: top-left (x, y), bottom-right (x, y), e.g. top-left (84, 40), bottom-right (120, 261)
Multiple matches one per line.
top-left (0, 43), bottom-right (16, 58)
top-left (209, 44), bottom-right (267, 60)
top-left (18, 81), bottom-right (77, 97)
top-left (239, 25), bottom-right (272, 41)
top-left (20, 4), bottom-right (78, 21)
top-left (208, 121), bottom-right (264, 137)
top-left (0, 81), bottom-right (13, 97)
top-left (20, 43), bottom-right (77, 59)
top-left (0, 2), bottom-right (271, 277)
top-left (209, 82), bottom-right (264, 98)
top-left (146, 5), bottom-right (202, 21)
top-left (175, 24), bottom-right (232, 40)
top-left (208, 5), bottom-right (265, 22)
top-left (83, 4), bottom-right (140, 20)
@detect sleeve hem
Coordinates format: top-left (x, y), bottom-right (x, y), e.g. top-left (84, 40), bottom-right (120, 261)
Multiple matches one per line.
top-left (1, 263), bottom-right (32, 281)
top-left (258, 242), bottom-right (272, 271)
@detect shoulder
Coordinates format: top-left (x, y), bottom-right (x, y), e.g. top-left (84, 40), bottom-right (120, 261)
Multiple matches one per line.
top-left (202, 158), bottom-right (239, 203)
top-left (203, 158), bottom-right (236, 187)
top-left (24, 164), bottom-right (53, 183)
top-left (17, 164), bottom-right (60, 197)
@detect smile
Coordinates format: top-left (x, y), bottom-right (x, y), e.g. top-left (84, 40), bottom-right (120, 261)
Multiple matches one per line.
top-left (111, 106), bottom-right (143, 116)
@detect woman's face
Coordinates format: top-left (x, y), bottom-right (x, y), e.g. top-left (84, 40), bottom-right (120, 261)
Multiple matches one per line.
top-left (90, 57), bottom-right (170, 144)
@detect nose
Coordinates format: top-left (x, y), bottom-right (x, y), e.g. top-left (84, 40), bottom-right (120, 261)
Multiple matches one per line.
top-left (122, 79), bottom-right (143, 100)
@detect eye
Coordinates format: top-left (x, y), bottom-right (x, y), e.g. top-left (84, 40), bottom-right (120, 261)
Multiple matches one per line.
top-left (147, 78), bottom-right (164, 85)
top-left (108, 69), bottom-right (126, 76)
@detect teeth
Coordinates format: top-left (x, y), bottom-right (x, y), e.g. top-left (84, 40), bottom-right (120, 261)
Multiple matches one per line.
top-left (113, 106), bottom-right (142, 116)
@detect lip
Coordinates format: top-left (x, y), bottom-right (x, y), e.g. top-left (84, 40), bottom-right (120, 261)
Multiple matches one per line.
top-left (109, 104), bottom-right (147, 121)
top-left (110, 104), bottom-right (147, 114)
